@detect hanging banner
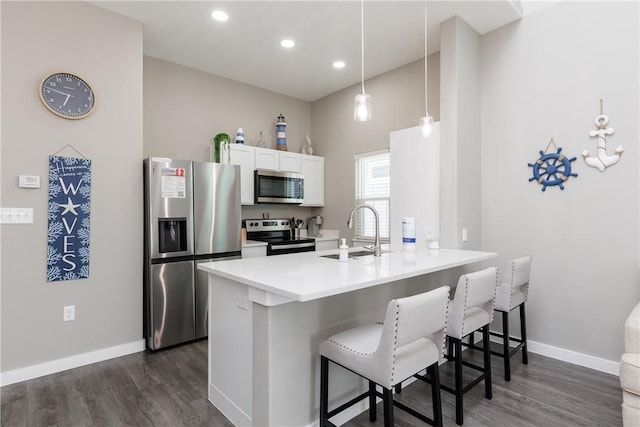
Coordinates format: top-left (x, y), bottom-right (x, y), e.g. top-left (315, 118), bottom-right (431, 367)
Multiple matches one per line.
top-left (47, 155), bottom-right (92, 282)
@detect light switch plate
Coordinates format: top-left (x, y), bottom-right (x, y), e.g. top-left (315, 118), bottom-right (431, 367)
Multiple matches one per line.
top-left (0, 208), bottom-right (34, 224)
top-left (18, 175), bottom-right (40, 188)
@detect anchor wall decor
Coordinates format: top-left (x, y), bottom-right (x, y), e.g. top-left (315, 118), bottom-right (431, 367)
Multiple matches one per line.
top-left (581, 99), bottom-right (623, 172)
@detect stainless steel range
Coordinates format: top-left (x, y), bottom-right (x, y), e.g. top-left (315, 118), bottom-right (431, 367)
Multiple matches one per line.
top-left (244, 218), bottom-right (315, 255)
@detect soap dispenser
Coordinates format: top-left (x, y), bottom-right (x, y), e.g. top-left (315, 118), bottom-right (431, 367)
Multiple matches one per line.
top-left (339, 238), bottom-right (349, 262)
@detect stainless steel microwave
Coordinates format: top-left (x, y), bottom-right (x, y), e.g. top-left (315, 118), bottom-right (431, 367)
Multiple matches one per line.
top-left (254, 170), bottom-right (304, 204)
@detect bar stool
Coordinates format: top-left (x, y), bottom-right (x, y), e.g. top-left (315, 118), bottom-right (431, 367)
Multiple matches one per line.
top-left (319, 286), bottom-right (450, 427)
top-left (492, 255), bottom-right (532, 381)
top-left (442, 267), bottom-right (498, 425)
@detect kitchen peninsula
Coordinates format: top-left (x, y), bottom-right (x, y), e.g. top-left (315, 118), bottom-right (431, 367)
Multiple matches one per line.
top-left (198, 247), bottom-right (496, 426)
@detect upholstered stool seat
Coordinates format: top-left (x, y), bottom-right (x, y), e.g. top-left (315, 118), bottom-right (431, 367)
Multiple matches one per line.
top-left (319, 286), bottom-right (450, 427)
top-left (621, 302), bottom-right (640, 426)
top-left (442, 267), bottom-right (498, 425)
top-left (492, 256), bottom-right (532, 381)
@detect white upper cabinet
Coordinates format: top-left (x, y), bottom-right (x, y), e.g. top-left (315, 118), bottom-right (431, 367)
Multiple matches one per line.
top-left (227, 144), bottom-right (255, 205)
top-left (254, 147), bottom-right (279, 171)
top-left (227, 145), bottom-right (324, 207)
top-left (279, 152), bottom-right (302, 173)
top-left (300, 154), bottom-right (324, 207)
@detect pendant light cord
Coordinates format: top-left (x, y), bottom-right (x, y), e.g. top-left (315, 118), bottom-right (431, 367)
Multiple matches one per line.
top-left (424, 0), bottom-right (428, 115)
top-left (361, 0), bottom-right (365, 94)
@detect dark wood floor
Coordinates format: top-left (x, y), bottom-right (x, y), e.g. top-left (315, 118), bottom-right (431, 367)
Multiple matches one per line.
top-left (1, 340), bottom-right (622, 426)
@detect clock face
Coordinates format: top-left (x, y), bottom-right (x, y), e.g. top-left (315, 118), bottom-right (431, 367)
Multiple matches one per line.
top-left (39, 72), bottom-right (95, 119)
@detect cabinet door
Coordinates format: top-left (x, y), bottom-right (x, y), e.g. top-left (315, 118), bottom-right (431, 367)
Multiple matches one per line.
top-left (255, 147), bottom-right (279, 171)
top-left (279, 152), bottom-right (301, 173)
top-left (300, 155), bottom-right (324, 206)
top-left (228, 144), bottom-right (255, 205)
top-left (242, 245), bottom-right (267, 258)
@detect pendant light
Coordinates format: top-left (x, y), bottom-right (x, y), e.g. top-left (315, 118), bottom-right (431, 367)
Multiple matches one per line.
top-left (420, 0), bottom-right (434, 137)
top-left (354, 0), bottom-right (371, 121)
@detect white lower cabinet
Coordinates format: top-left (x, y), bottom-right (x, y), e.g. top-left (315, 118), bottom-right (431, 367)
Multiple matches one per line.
top-left (242, 245), bottom-right (267, 258)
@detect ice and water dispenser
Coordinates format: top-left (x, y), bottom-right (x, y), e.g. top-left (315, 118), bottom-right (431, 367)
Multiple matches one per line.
top-left (158, 218), bottom-right (188, 253)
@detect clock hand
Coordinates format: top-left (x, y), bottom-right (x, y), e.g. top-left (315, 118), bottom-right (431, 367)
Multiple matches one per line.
top-left (63, 94), bottom-right (71, 106)
top-left (47, 87), bottom-right (70, 97)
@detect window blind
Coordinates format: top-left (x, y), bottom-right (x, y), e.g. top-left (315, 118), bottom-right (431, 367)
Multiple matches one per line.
top-left (354, 150), bottom-right (390, 240)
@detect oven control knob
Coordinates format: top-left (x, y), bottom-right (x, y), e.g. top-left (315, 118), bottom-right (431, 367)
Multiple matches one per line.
top-left (281, 221), bottom-right (285, 225)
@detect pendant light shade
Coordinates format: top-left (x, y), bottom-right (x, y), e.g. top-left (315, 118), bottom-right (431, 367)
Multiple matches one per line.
top-left (420, 114), bottom-right (434, 137)
top-left (354, 0), bottom-right (371, 122)
top-left (354, 92), bottom-right (372, 122)
top-left (420, 0), bottom-right (433, 137)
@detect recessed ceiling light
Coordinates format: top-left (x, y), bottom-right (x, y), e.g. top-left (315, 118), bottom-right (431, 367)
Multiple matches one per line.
top-left (211, 10), bottom-right (229, 22)
top-left (333, 61), bottom-right (346, 69)
top-left (280, 39), bottom-right (295, 48)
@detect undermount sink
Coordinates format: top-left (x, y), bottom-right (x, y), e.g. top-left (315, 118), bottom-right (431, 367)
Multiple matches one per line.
top-left (320, 250), bottom-right (386, 260)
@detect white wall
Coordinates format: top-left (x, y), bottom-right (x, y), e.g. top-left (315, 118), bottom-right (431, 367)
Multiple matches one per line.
top-left (1, 1), bottom-right (143, 376)
top-left (480, 1), bottom-right (639, 361)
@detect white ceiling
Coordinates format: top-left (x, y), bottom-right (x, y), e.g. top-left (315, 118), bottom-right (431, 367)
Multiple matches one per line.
top-left (92, 1), bottom-right (524, 102)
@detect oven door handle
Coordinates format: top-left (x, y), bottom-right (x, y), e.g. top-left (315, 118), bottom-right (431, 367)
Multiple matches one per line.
top-left (270, 242), bottom-right (316, 250)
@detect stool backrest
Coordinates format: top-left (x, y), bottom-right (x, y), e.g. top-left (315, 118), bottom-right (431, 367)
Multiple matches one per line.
top-left (376, 286), bottom-right (450, 385)
top-left (448, 267), bottom-right (499, 339)
top-left (496, 255), bottom-right (532, 311)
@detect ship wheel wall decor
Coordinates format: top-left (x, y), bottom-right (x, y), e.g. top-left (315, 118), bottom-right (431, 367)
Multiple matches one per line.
top-left (528, 138), bottom-right (578, 191)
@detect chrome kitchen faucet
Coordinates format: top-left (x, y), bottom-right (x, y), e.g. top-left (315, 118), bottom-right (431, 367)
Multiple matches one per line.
top-left (347, 204), bottom-right (381, 256)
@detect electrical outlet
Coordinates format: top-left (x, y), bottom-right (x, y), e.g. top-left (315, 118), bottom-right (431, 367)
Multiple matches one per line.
top-left (462, 228), bottom-right (468, 243)
top-left (236, 295), bottom-right (249, 311)
top-left (63, 305), bottom-right (75, 321)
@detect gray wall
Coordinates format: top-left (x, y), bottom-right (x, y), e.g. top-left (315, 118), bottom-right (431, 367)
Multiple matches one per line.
top-left (312, 1), bottom-right (639, 364)
top-left (1, 2), bottom-right (143, 372)
top-left (439, 16), bottom-right (481, 250)
top-left (143, 56), bottom-right (315, 221)
top-left (311, 54), bottom-right (440, 240)
top-left (144, 56), bottom-right (312, 160)
top-left (480, 1), bottom-right (639, 361)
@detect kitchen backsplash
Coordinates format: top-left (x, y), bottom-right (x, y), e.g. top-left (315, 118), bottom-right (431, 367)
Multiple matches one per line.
top-left (241, 205), bottom-right (317, 222)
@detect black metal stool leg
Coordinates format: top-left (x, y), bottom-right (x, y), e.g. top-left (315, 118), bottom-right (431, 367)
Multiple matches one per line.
top-left (520, 303), bottom-right (529, 365)
top-left (320, 356), bottom-right (329, 426)
top-left (428, 362), bottom-right (443, 427)
top-left (454, 337), bottom-right (463, 425)
top-left (482, 326), bottom-right (492, 399)
top-left (382, 387), bottom-right (394, 427)
top-left (502, 311), bottom-right (511, 381)
top-left (369, 381), bottom-right (377, 421)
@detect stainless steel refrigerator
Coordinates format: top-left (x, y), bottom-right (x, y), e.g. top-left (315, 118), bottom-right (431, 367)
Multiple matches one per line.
top-left (143, 158), bottom-right (241, 350)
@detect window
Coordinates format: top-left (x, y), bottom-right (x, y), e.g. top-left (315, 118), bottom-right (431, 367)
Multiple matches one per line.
top-left (354, 149), bottom-right (390, 241)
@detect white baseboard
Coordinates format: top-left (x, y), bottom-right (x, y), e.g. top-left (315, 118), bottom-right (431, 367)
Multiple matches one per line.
top-left (0, 339), bottom-right (145, 387)
top-left (489, 336), bottom-right (620, 376)
top-left (209, 383), bottom-right (253, 427)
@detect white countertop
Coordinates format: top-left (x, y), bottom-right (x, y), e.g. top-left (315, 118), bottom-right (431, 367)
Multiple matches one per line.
top-left (198, 247), bottom-right (496, 303)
